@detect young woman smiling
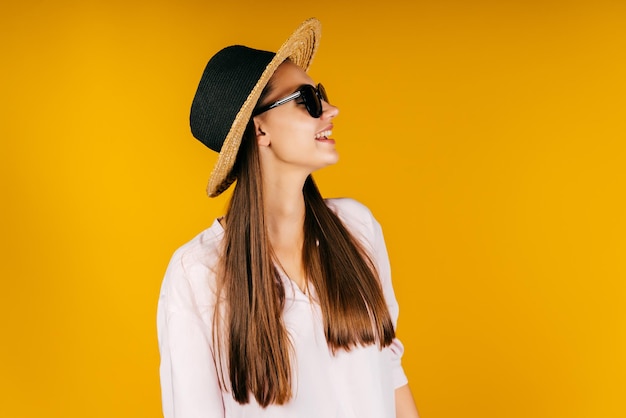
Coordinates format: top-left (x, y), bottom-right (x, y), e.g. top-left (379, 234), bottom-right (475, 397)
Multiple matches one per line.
top-left (157, 18), bottom-right (420, 418)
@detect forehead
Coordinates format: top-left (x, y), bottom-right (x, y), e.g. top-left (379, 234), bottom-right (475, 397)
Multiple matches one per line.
top-left (267, 60), bottom-right (315, 98)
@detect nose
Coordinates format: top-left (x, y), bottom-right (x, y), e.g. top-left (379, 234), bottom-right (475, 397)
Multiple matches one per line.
top-left (321, 100), bottom-right (339, 119)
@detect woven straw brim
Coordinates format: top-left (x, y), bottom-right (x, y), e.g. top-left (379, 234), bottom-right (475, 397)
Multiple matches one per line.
top-left (206, 18), bottom-right (321, 197)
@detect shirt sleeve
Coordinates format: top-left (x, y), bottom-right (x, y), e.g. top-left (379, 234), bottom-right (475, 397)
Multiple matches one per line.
top-left (368, 209), bottom-right (410, 389)
top-left (157, 248), bottom-right (225, 418)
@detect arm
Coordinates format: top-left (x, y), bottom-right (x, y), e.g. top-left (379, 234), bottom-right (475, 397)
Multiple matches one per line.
top-left (329, 199), bottom-right (420, 416)
top-left (368, 209), bottom-right (420, 417)
top-left (395, 384), bottom-right (420, 418)
top-left (157, 248), bottom-right (225, 418)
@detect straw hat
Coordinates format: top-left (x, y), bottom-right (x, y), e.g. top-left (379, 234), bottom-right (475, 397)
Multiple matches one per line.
top-left (190, 18), bottom-right (322, 197)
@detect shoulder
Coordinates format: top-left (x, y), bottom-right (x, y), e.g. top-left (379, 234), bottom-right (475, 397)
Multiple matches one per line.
top-left (168, 220), bottom-right (224, 276)
top-left (325, 197), bottom-right (377, 224)
top-left (325, 197), bottom-right (373, 217)
top-left (324, 197), bottom-right (379, 242)
top-left (160, 220), bottom-right (225, 311)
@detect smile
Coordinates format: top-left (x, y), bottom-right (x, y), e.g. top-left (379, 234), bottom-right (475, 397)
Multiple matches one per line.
top-left (314, 130), bottom-right (332, 139)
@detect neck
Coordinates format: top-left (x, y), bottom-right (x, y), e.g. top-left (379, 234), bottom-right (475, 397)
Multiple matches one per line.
top-left (262, 176), bottom-right (309, 291)
top-left (263, 182), bottom-right (306, 246)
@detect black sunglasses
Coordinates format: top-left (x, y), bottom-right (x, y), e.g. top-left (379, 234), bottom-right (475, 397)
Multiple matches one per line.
top-left (252, 83), bottom-right (329, 118)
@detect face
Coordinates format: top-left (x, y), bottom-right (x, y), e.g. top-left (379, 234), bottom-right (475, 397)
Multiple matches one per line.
top-left (252, 61), bottom-right (340, 177)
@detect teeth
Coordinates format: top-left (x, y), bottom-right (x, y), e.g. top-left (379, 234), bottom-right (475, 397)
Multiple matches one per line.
top-left (315, 130), bottom-right (332, 139)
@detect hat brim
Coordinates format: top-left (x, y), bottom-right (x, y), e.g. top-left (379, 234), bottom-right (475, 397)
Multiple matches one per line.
top-left (206, 18), bottom-right (322, 197)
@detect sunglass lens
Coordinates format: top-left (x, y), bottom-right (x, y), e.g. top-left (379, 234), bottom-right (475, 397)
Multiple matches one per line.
top-left (301, 85), bottom-right (322, 118)
top-left (318, 84), bottom-right (328, 104)
top-left (300, 84), bottom-right (329, 118)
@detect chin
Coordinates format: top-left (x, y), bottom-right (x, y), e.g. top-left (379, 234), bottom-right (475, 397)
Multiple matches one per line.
top-left (306, 150), bottom-right (339, 172)
top-left (321, 151), bottom-right (339, 167)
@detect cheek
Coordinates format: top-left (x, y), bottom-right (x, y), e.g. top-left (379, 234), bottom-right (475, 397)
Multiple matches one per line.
top-left (268, 123), bottom-right (317, 162)
top-left (270, 116), bottom-right (313, 144)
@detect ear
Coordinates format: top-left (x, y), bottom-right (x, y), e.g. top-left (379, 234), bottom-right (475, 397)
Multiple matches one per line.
top-left (253, 117), bottom-right (271, 147)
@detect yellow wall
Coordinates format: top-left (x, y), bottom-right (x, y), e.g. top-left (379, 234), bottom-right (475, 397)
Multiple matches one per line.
top-left (2, 0), bottom-right (625, 417)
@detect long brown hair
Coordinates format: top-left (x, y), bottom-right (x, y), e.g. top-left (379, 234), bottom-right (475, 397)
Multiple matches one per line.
top-left (213, 79), bottom-right (395, 407)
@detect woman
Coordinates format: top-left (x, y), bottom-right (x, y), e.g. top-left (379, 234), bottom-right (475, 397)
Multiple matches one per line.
top-left (157, 18), bottom-right (419, 418)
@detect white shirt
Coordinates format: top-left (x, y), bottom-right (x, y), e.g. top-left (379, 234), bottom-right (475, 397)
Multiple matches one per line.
top-left (157, 198), bottom-right (408, 418)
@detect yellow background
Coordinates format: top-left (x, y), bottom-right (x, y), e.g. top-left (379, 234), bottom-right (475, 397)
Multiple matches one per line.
top-left (2, 0), bottom-right (625, 417)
